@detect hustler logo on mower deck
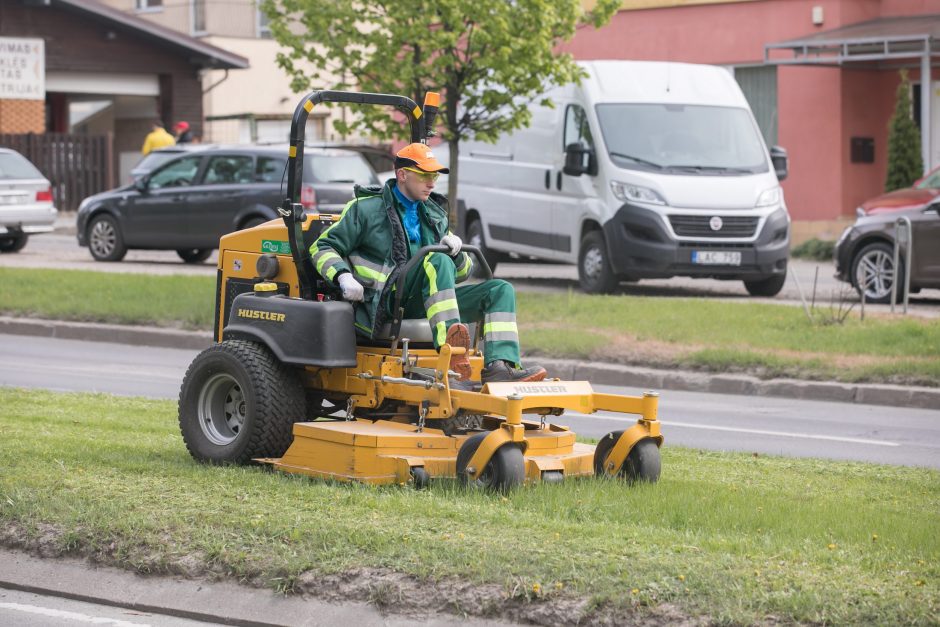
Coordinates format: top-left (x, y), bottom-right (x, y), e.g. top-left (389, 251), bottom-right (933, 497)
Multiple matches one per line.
top-left (236, 308), bottom-right (286, 322)
top-left (512, 384), bottom-right (569, 395)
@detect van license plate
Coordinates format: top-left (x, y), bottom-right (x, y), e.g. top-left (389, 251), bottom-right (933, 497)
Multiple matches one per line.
top-left (692, 251), bottom-right (741, 265)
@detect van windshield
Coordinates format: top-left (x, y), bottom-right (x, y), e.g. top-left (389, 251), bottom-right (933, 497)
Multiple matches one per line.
top-left (595, 104), bottom-right (769, 175)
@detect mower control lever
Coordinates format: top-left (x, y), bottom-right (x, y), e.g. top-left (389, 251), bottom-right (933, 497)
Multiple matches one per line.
top-left (388, 244), bottom-right (492, 343)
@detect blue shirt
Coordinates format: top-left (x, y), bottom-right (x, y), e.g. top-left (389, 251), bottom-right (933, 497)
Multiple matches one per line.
top-left (392, 185), bottom-right (421, 244)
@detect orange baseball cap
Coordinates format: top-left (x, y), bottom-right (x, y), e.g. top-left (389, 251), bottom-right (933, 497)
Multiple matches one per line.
top-left (395, 143), bottom-right (449, 173)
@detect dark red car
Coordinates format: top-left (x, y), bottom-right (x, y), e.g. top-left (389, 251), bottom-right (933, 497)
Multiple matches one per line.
top-left (834, 167), bottom-right (940, 303)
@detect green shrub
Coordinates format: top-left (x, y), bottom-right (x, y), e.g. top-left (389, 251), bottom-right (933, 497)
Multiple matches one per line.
top-left (791, 238), bottom-right (835, 261)
top-left (885, 69), bottom-right (924, 192)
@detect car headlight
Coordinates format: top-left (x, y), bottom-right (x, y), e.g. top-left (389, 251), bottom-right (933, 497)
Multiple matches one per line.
top-left (610, 181), bottom-right (665, 205)
top-left (756, 186), bottom-right (782, 208)
top-left (855, 206), bottom-right (866, 218)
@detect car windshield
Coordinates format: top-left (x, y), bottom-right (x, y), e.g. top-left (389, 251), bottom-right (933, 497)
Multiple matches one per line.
top-left (595, 103), bottom-right (769, 174)
top-left (134, 150), bottom-right (183, 173)
top-left (0, 152), bottom-right (43, 180)
top-left (915, 169), bottom-right (940, 189)
top-left (305, 153), bottom-right (377, 184)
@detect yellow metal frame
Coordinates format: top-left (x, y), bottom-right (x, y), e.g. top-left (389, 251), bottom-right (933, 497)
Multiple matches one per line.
top-left (220, 218), bottom-right (663, 485)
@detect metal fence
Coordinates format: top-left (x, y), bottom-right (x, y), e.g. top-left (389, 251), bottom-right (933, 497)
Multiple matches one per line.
top-left (0, 133), bottom-right (114, 212)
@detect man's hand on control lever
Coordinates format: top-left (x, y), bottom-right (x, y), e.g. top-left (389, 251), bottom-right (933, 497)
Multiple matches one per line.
top-left (441, 233), bottom-right (462, 256)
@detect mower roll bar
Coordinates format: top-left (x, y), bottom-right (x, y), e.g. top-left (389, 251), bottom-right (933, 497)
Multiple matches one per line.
top-left (387, 244), bottom-right (492, 341)
top-left (279, 90), bottom-right (440, 300)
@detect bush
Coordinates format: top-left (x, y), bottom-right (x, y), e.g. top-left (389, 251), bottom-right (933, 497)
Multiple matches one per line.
top-left (791, 238), bottom-right (835, 261)
top-left (885, 70), bottom-right (924, 192)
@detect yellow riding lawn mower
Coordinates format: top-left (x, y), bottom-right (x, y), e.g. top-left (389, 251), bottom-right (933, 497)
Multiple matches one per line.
top-left (177, 89), bottom-right (663, 490)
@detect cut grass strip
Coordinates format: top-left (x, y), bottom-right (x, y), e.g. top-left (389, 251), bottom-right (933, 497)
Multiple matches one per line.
top-left (1, 388), bottom-right (937, 624)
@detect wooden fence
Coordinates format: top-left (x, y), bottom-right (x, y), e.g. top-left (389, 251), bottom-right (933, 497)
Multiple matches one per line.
top-left (0, 133), bottom-right (114, 212)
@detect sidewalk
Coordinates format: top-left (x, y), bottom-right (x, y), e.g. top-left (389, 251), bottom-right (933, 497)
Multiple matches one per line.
top-left (3, 315), bottom-right (938, 410)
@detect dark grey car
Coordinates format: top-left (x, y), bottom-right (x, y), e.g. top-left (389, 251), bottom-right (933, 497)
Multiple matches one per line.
top-left (834, 202), bottom-right (940, 303)
top-left (76, 144), bottom-right (377, 262)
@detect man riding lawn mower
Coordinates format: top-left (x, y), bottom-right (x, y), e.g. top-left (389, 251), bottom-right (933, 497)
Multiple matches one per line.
top-left (177, 89), bottom-right (664, 490)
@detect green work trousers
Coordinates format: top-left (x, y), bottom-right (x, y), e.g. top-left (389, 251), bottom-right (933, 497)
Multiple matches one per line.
top-left (398, 252), bottom-right (520, 366)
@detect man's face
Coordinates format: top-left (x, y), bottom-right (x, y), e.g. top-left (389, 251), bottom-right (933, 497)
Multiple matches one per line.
top-left (397, 167), bottom-right (437, 201)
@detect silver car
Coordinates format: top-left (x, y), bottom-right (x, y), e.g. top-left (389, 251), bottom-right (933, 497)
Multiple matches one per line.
top-left (0, 147), bottom-right (57, 253)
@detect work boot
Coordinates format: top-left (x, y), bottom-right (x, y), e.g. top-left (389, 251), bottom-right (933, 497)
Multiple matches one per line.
top-left (481, 360), bottom-right (547, 384)
top-left (445, 322), bottom-right (472, 381)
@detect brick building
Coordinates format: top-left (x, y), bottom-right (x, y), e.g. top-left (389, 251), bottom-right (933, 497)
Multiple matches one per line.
top-left (564, 0), bottom-right (939, 238)
top-left (0, 0), bottom-right (247, 187)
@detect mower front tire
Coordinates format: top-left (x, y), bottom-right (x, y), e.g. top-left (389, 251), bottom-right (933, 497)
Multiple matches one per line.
top-left (594, 432), bottom-right (661, 483)
top-left (456, 432), bottom-right (525, 492)
top-left (178, 340), bottom-right (305, 465)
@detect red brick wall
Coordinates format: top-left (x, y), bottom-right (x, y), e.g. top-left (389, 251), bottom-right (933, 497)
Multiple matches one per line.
top-left (0, 100), bottom-right (44, 134)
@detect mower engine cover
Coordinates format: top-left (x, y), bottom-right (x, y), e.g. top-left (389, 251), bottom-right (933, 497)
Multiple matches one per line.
top-left (223, 292), bottom-right (357, 367)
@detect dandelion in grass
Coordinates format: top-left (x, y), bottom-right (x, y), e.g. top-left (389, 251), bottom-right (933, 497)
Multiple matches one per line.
top-left (828, 543), bottom-right (837, 550)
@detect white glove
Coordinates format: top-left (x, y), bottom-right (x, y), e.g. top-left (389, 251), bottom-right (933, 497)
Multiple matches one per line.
top-left (441, 233), bottom-right (462, 256)
top-left (337, 272), bottom-right (364, 302)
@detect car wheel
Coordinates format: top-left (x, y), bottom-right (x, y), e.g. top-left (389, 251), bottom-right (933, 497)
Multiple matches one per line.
top-left (177, 248), bottom-right (213, 264)
top-left (87, 214), bottom-right (127, 262)
top-left (0, 230), bottom-right (28, 253)
top-left (241, 217), bottom-right (267, 230)
top-left (852, 241), bottom-right (903, 304)
top-left (744, 272), bottom-right (787, 297)
top-left (578, 230), bottom-right (618, 294)
top-left (465, 218), bottom-right (499, 275)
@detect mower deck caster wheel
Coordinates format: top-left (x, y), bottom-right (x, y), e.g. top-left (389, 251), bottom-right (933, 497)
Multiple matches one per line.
top-left (456, 432), bottom-right (525, 492)
top-left (594, 432), bottom-right (661, 483)
top-left (410, 467), bottom-right (430, 489)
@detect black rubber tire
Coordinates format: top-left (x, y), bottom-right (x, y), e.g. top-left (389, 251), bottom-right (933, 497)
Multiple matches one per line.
top-left (178, 340), bottom-right (305, 464)
top-left (87, 214), bottom-right (127, 262)
top-left (578, 230), bottom-right (618, 294)
top-left (852, 241), bottom-right (904, 305)
top-left (465, 218), bottom-right (499, 275)
top-left (410, 467), bottom-right (430, 489)
top-left (593, 432), bottom-right (661, 483)
top-left (176, 248), bottom-right (213, 263)
top-left (0, 231), bottom-right (27, 253)
top-left (427, 413), bottom-right (483, 436)
top-left (456, 432), bottom-right (525, 491)
top-left (744, 271), bottom-right (787, 297)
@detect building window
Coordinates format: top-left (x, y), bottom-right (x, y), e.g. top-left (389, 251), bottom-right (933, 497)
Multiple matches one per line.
top-left (192, 0), bottom-right (207, 34)
top-left (733, 65), bottom-right (778, 147)
top-left (136, 0), bottom-right (163, 10)
top-left (257, 7), bottom-right (272, 39)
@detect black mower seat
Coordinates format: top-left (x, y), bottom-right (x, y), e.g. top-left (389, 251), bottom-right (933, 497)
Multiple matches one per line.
top-left (375, 318), bottom-right (435, 343)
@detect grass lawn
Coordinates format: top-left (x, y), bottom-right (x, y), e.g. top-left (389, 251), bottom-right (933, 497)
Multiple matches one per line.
top-left (2, 266), bottom-right (938, 385)
top-left (1, 388), bottom-right (937, 624)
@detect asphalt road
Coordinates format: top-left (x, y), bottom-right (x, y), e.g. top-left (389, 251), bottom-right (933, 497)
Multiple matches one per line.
top-left (3, 334), bottom-right (937, 469)
top-left (7, 231), bottom-right (940, 316)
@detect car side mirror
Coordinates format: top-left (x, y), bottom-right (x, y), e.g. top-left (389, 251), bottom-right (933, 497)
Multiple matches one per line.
top-left (133, 176), bottom-right (149, 193)
top-left (770, 145), bottom-right (788, 182)
top-left (563, 143), bottom-right (596, 177)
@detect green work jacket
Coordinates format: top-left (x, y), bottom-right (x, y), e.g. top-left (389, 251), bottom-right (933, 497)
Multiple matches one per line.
top-left (310, 180), bottom-right (473, 337)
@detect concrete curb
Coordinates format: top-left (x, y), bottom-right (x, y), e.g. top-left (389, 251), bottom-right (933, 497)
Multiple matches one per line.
top-left (0, 548), bottom-right (477, 627)
top-left (3, 316), bottom-right (938, 410)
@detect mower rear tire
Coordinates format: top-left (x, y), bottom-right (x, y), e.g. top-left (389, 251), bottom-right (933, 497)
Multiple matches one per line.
top-left (456, 432), bottom-right (525, 491)
top-left (594, 432), bottom-right (661, 483)
top-left (178, 340), bottom-right (305, 465)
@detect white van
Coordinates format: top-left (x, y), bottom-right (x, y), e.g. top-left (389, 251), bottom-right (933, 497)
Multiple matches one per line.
top-left (457, 60), bottom-right (790, 295)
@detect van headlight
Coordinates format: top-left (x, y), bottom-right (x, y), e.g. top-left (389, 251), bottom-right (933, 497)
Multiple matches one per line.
top-left (756, 186), bottom-right (782, 208)
top-left (610, 181), bottom-right (665, 205)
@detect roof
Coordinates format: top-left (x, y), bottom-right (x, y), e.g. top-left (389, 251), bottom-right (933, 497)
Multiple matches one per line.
top-left (765, 14), bottom-right (940, 67)
top-left (55, 0), bottom-right (248, 70)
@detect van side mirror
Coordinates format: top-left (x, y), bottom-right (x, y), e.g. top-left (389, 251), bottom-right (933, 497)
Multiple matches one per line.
top-left (770, 145), bottom-right (788, 181)
top-left (563, 143), bottom-right (595, 177)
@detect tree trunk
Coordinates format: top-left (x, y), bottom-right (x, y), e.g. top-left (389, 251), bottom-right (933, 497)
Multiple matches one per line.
top-left (447, 139), bottom-right (460, 230)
